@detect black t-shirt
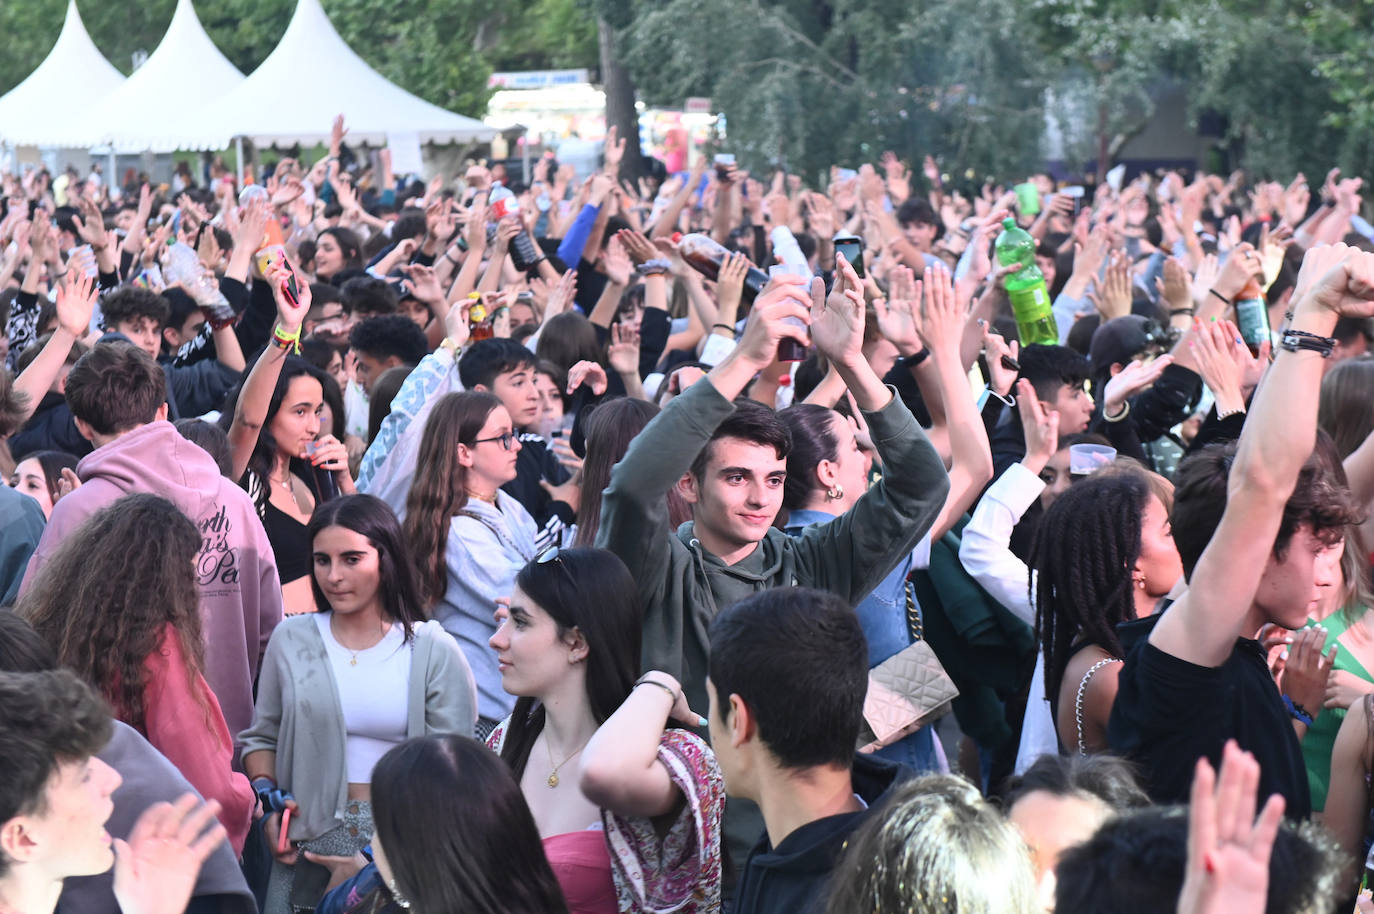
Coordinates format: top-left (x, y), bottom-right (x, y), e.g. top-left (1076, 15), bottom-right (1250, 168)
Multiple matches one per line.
top-left (1107, 629), bottom-right (1311, 820)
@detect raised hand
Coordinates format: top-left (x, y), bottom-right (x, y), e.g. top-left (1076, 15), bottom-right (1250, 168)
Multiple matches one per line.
top-left (1016, 378), bottom-right (1060, 473)
top-left (1187, 318), bottom-right (1248, 414)
top-left (1291, 243), bottom-right (1374, 319)
top-left (55, 272), bottom-right (98, 337)
top-left (1104, 355), bottom-right (1174, 416)
top-left (984, 323), bottom-right (1020, 397)
top-left (1155, 256), bottom-right (1192, 313)
top-left (716, 251), bottom-right (750, 319)
top-left (615, 227), bottom-right (658, 266)
top-left (567, 359), bottom-right (609, 396)
top-left (1176, 742), bottom-right (1284, 914)
top-left (266, 259), bottom-right (311, 329)
top-left (607, 322), bottom-right (641, 375)
top-left (1096, 251), bottom-right (1133, 321)
top-left (400, 263), bottom-right (443, 304)
top-left (732, 277), bottom-right (812, 370)
top-left (112, 794), bottom-right (226, 914)
top-left (602, 125), bottom-right (626, 175)
top-left (808, 252), bottom-right (865, 367)
top-left (916, 263), bottom-right (965, 357)
top-left (1213, 242), bottom-right (1264, 303)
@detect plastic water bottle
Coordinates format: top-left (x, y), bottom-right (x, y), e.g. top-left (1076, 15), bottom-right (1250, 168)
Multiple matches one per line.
top-left (994, 218), bottom-right (1058, 346)
top-left (163, 242), bottom-right (236, 329)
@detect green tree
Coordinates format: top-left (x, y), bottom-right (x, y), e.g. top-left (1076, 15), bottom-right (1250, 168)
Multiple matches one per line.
top-left (615, 0), bottom-right (1047, 183)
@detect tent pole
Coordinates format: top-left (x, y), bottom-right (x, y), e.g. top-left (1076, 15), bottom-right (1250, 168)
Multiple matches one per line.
top-left (521, 127), bottom-right (530, 184)
top-left (235, 136), bottom-right (244, 186)
top-left (108, 147), bottom-right (116, 192)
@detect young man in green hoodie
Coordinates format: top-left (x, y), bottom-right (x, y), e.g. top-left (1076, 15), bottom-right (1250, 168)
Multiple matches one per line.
top-left (595, 253), bottom-right (950, 719)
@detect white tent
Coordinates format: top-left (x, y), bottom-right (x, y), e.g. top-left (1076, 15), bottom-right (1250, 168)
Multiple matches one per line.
top-left (79, 0), bottom-right (244, 152)
top-left (180, 0), bottom-right (496, 151)
top-left (0, 0), bottom-right (126, 148)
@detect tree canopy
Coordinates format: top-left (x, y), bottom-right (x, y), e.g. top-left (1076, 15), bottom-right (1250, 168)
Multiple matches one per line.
top-left (1, 0), bottom-right (1372, 181)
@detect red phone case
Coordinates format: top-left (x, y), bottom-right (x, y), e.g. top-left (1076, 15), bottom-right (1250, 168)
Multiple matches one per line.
top-left (277, 806), bottom-right (293, 854)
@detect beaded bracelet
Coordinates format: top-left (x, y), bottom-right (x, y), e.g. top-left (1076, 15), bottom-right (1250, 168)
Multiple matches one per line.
top-left (1282, 694), bottom-right (1313, 727)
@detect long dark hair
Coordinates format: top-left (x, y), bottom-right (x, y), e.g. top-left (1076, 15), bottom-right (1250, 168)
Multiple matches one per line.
top-left (574, 397), bottom-right (691, 546)
top-left (308, 495), bottom-right (427, 641)
top-left (15, 449), bottom-right (79, 507)
top-left (779, 403), bottom-right (840, 511)
top-left (1030, 472), bottom-right (1149, 705)
top-left (371, 735), bottom-right (570, 914)
top-left (318, 226), bottom-right (364, 277)
top-left (17, 494), bottom-right (212, 735)
top-left (535, 311), bottom-right (606, 374)
top-left (402, 391), bottom-right (502, 606)
top-left (499, 548), bottom-right (641, 779)
top-left (220, 354), bottom-right (336, 509)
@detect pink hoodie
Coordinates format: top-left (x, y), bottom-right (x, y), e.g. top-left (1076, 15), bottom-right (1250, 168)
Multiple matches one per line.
top-left (22, 421), bottom-right (284, 740)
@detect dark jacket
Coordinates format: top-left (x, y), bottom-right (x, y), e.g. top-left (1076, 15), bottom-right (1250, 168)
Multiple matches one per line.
top-left (594, 377), bottom-right (950, 720)
top-left (0, 486), bottom-right (44, 605)
top-left (8, 392), bottom-right (91, 460)
top-left (734, 754), bottom-right (911, 914)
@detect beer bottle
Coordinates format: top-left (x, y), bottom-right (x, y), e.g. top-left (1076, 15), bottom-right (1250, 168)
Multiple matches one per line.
top-left (678, 233), bottom-right (769, 301)
top-left (1234, 277), bottom-right (1270, 357)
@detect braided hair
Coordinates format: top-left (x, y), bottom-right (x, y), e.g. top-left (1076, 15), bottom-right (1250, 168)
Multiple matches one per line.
top-left (1029, 471), bottom-right (1149, 704)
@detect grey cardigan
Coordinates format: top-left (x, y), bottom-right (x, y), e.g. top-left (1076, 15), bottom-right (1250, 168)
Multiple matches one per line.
top-left (238, 615), bottom-right (477, 841)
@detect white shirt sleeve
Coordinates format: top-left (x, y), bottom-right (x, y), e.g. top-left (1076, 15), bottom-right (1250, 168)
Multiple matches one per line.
top-left (958, 462), bottom-right (1045, 627)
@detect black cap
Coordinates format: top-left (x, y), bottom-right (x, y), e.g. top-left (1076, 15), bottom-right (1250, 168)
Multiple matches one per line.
top-left (1089, 314), bottom-right (1151, 376)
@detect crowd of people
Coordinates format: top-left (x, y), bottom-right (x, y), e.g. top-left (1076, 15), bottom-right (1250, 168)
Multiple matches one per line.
top-left (3, 112), bottom-right (1374, 914)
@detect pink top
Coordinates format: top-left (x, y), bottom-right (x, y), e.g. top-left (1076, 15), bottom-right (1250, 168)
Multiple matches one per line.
top-left (141, 624), bottom-right (254, 854)
top-left (543, 829), bottom-right (617, 914)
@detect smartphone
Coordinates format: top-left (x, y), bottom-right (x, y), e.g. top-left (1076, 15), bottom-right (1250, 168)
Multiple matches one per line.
top-left (254, 244), bottom-right (301, 306)
top-left (836, 168), bottom-right (858, 182)
top-left (1062, 185), bottom-right (1086, 217)
top-left (832, 234), bottom-right (866, 279)
top-left (277, 806), bottom-right (293, 855)
top-left (714, 154), bottom-right (735, 180)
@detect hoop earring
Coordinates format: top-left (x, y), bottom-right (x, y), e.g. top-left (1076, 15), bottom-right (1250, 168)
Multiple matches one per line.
top-left (827, 484), bottom-right (845, 501)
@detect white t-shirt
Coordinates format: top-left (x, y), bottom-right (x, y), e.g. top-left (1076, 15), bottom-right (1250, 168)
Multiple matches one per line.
top-left (316, 614), bottom-right (412, 783)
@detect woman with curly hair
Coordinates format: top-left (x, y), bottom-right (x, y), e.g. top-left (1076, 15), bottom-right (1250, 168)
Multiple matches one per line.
top-left (16, 492), bottom-right (254, 854)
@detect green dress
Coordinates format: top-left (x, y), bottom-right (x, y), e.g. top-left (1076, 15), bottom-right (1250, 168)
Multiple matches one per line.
top-left (1304, 612), bottom-right (1373, 812)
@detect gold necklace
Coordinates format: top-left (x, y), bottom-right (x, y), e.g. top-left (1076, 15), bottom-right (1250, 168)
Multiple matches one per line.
top-left (332, 617), bottom-right (390, 666)
top-left (467, 488), bottom-right (498, 505)
top-left (544, 735), bottom-right (588, 789)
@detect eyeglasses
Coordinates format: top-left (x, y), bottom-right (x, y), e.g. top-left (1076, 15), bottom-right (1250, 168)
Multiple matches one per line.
top-left (536, 546), bottom-right (576, 588)
top-left (471, 431), bottom-right (517, 451)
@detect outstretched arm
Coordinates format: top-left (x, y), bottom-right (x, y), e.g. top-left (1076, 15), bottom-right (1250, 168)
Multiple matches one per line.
top-left (1151, 244), bottom-right (1374, 667)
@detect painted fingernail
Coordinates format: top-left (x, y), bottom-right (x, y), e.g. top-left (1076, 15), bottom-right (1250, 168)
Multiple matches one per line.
top-left (1281, 649), bottom-right (1290, 660)
top-left (698, 716), bottom-right (709, 728)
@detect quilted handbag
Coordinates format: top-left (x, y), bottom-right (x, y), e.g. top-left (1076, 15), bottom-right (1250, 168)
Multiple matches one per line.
top-left (856, 582), bottom-right (960, 752)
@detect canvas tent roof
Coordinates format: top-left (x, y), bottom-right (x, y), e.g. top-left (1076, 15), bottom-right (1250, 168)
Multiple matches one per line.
top-left (79, 0), bottom-right (245, 152)
top-left (179, 0), bottom-right (496, 150)
top-left (0, 0), bottom-right (126, 148)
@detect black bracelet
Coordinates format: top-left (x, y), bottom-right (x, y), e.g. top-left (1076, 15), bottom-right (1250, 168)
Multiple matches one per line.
top-left (1279, 329), bottom-right (1336, 358)
top-left (1169, 307), bottom-right (1195, 316)
top-left (903, 348), bottom-right (931, 368)
top-left (712, 322), bottom-right (736, 332)
top-left (1208, 288), bottom-right (1231, 306)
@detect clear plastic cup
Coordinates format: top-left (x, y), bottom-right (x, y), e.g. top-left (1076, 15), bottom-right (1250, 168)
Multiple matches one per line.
top-left (1070, 443), bottom-right (1117, 476)
top-left (768, 264), bottom-right (810, 362)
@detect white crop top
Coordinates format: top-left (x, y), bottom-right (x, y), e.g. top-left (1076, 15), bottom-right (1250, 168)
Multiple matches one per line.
top-left (316, 614), bottom-right (413, 783)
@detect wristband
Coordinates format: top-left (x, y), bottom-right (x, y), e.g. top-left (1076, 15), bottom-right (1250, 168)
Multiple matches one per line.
top-left (1282, 694), bottom-right (1314, 727)
top-left (1208, 288), bottom-right (1231, 306)
top-left (902, 348), bottom-right (931, 368)
top-left (1168, 307), bottom-right (1195, 317)
top-left (1279, 329), bottom-right (1336, 358)
top-left (1103, 400), bottom-right (1131, 423)
top-left (271, 323), bottom-right (302, 354)
top-left (712, 322), bottom-right (737, 333)
top-left (636, 258), bottom-right (672, 277)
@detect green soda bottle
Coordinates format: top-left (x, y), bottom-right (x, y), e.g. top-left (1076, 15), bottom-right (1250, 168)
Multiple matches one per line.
top-left (994, 217), bottom-right (1058, 346)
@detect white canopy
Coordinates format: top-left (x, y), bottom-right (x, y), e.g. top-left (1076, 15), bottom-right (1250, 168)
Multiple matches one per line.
top-left (79, 0), bottom-right (244, 152)
top-left (0, 0), bottom-right (126, 148)
top-left (181, 0), bottom-right (496, 150)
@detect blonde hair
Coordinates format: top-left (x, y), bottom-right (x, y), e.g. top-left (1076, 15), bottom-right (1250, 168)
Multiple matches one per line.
top-left (824, 775), bottom-right (1038, 914)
